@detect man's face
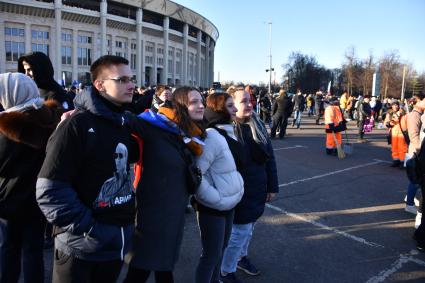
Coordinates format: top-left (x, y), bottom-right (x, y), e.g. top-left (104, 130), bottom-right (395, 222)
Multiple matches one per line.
top-left (22, 61), bottom-right (34, 79)
top-left (94, 64), bottom-right (135, 105)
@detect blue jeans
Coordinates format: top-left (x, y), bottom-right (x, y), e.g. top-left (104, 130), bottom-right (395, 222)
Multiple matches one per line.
top-left (220, 222), bottom-right (255, 274)
top-left (293, 110), bottom-right (302, 128)
top-left (0, 216), bottom-right (45, 283)
top-left (407, 182), bottom-right (420, 206)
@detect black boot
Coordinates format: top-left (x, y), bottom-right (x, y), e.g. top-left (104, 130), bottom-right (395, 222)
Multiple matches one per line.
top-left (390, 160), bottom-right (401, 167)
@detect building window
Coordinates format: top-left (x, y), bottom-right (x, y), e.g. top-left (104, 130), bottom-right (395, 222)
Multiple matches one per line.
top-left (78, 72), bottom-right (91, 84)
top-left (5, 41), bottom-right (25, 62)
top-left (5, 27), bottom-right (24, 37)
top-left (32, 43), bottom-right (49, 56)
top-left (61, 32), bottom-right (72, 42)
top-left (116, 41), bottom-right (122, 48)
top-left (131, 43), bottom-right (136, 50)
top-left (61, 46), bottom-right (72, 65)
top-left (157, 57), bottom-right (164, 65)
top-left (107, 40), bottom-right (111, 47)
top-left (62, 71), bottom-right (72, 86)
top-left (168, 59), bottom-right (173, 73)
top-left (78, 35), bottom-right (92, 44)
top-left (32, 30), bottom-right (49, 40)
top-left (145, 56), bottom-right (153, 65)
top-left (176, 61), bottom-right (181, 75)
top-left (157, 47), bottom-right (163, 55)
top-left (77, 47), bottom-right (92, 66)
top-left (116, 52), bottom-right (122, 57)
top-left (145, 43), bottom-right (154, 53)
top-left (131, 54), bottom-right (136, 69)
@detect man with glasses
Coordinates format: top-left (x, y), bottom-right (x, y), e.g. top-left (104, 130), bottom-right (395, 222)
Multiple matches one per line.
top-left (36, 55), bottom-right (139, 283)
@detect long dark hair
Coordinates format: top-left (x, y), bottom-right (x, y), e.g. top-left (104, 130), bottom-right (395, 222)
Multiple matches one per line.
top-left (171, 86), bottom-right (205, 137)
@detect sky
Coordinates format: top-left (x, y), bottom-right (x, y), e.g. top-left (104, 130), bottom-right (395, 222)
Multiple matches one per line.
top-left (174, 0), bottom-right (425, 85)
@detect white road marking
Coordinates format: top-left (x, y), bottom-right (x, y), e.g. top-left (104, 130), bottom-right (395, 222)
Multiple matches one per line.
top-left (365, 249), bottom-right (425, 283)
top-left (265, 203), bottom-right (385, 248)
top-left (274, 145), bottom-right (307, 151)
top-left (279, 160), bottom-right (384, 187)
top-left (372, 158), bottom-right (393, 164)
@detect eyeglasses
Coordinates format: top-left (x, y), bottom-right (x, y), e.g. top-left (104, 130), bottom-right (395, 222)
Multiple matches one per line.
top-left (103, 77), bottom-right (137, 84)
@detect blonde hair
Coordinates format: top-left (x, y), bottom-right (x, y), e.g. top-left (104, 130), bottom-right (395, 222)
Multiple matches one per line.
top-left (227, 85), bottom-right (268, 144)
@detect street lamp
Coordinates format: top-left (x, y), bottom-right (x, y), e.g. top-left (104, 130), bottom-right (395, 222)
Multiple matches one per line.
top-left (266, 67), bottom-right (274, 94)
top-left (266, 22), bottom-right (273, 95)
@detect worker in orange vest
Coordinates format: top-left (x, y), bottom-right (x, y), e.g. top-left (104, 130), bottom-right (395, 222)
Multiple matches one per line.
top-left (324, 97), bottom-right (346, 155)
top-left (384, 101), bottom-right (408, 167)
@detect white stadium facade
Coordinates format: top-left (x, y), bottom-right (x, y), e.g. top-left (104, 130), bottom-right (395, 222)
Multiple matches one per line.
top-left (0, 0), bottom-right (218, 88)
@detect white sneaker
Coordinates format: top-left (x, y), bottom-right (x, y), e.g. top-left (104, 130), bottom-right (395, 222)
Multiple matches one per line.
top-left (404, 195), bottom-right (420, 207)
top-left (415, 212), bottom-right (422, 229)
top-left (405, 205), bottom-right (417, 214)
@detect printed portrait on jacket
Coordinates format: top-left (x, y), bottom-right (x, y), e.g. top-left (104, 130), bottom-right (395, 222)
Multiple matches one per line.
top-left (94, 143), bottom-right (133, 208)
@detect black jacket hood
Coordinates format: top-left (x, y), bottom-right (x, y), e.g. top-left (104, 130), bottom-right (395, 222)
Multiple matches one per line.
top-left (18, 52), bottom-right (61, 91)
top-left (74, 88), bottom-right (130, 126)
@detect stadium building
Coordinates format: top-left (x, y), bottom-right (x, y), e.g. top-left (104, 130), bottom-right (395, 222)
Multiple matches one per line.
top-left (0, 0), bottom-right (219, 87)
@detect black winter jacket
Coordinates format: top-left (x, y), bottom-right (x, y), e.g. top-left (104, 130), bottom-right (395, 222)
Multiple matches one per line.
top-left (272, 96), bottom-right (293, 118)
top-left (233, 123), bottom-right (278, 224)
top-left (36, 89), bottom-right (138, 261)
top-left (0, 101), bottom-right (61, 220)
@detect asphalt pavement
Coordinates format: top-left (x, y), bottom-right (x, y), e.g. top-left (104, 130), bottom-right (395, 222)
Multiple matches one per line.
top-left (41, 114), bottom-right (425, 283)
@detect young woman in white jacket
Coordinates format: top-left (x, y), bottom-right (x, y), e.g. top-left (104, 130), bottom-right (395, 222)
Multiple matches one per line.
top-left (194, 92), bottom-right (244, 283)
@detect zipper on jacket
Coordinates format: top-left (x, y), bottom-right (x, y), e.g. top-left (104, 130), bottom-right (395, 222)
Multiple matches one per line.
top-left (120, 227), bottom-right (125, 260)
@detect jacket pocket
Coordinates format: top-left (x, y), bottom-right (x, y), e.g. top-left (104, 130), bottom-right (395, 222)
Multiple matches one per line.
top-left (64, 222), bottom-right (120, 253)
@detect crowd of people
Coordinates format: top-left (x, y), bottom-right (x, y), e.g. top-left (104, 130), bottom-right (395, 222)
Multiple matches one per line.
top-left (0, 51), bottom-right (424, 283)
top-left (0, 53), bottom-right (279, 283)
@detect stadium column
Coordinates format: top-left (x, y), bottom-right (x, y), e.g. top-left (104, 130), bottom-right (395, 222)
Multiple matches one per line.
top-left (0, 18), bottom-right (4, 73)
top-left (182, 23), bottom-right (188, 86)
top-left (136, 8), bottom-right (143, 86)
top-left (196, 30), bottom-right (201, 88)
top-left (210, 42), bottom-right (214, 87)
top-left (162, 16), bottom-right (169, 85)
top-left (100, 0), bottom-right (107, 56)
top-left (172, 46), bottom-right (176, 85)
top-left (152, 42), bottom-right (157, 86)
top-left (72, 29), bottom-right (78, 82)
top-left (127, 37), bottom-right (131, 68)
top-left (54, 0), bottom-right (62, 83)
top-left (111, 34), bottom-right (116, 56)
top-left (205, 36), bottom-right (210, 87)
top-left (24, 22), bottom-right (31, 57)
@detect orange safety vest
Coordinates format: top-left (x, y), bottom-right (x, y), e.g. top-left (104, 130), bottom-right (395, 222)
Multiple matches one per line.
top-left (324, 105), bottom-right (344, 130)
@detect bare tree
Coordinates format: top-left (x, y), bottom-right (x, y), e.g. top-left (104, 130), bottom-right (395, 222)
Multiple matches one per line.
top-left (343, 46), bottom-right (357, 95)
top-left (361, 52), bottom-right (375, 97)
top-left (379, 50), bottom-right (401, 99)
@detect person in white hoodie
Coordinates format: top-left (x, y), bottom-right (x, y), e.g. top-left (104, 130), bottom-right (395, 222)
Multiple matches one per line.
top-left (193, 92), bottom-right (244, 283)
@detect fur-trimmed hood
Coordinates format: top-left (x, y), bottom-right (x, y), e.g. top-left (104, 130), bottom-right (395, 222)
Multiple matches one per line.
top-left (0, 100), bottom-right (62, 149)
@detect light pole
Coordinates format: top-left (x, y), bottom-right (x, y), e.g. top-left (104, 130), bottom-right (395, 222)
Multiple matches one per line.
top-left (401, 65), bottom-right (406, 102)
top-left (265, 22), bottom-right (273, 94)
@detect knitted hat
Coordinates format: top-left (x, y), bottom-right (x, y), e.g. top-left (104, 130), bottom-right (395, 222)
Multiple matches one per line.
top-left (0, 72), bottom-right (43, 112)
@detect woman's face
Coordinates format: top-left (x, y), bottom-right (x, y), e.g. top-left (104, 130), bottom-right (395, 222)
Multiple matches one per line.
top-left (392, 104), bottom-right (400, 111)
top-left (187, 90), bottom-right (204, 121)
top-left (159, 89), bottom-right (171, 101)
top-left (225, 97), bottom-right (238, 121)
top-left (234, 90), bottom-right (252, 119)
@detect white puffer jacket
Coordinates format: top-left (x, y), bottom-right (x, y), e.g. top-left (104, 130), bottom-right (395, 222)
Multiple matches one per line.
top-left (195, 125), bottom-right (244, 211)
